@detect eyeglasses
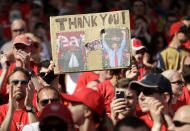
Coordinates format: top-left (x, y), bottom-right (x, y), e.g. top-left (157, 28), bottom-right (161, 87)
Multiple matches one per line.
top-left (39, 98), bottom-right (59, 106)
top-left (11, 80), bottom-right (28, 86)
top-left (12, 28), bottom-right (25, 33)
top-left (173, 120), bottom-right (190, 127)
top-left (171, 80), bottom-right (184, 86)
top-left (139, 88), bottom-right (161, 96)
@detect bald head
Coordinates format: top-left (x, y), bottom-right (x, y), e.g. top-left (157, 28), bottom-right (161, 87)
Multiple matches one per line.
top-left (162, 70), bottom-right (177, 80)
top-left (174, 105), bottom-right (190, 123)
top-left (11, 19), bottom-right (26, 39)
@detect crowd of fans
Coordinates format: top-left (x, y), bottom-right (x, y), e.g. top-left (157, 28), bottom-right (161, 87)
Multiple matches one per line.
top-left (0, 0), bottom-right (190, 131)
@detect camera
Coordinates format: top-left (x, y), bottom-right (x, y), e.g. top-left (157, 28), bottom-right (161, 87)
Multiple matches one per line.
top-left (115, 90), bottom-right (125, 99)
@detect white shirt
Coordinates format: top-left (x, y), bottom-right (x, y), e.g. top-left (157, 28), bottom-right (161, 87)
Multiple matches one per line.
top-left (22, 122), bottom-right (40, 131)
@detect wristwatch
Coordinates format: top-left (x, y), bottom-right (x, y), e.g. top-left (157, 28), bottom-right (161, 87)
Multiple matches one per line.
top-left (26, 106), bottom-right (36, 113)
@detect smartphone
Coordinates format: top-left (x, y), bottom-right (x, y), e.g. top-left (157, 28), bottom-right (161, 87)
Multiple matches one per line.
top-left (115, 90), bottom-right (125, 99)
top-left (43, 71), bottom-right (58, 84)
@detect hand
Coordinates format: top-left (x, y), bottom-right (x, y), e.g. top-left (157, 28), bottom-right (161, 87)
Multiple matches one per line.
top-left (148, 99), bottom-right (164, 125)
top-left (48, 60), bottom-right (55, 72)
top-left (110, 98), bottom-right (126, 120)
top-left (0, 53), bottom-right (9, 70)
top-left (24, 81), bottom-right (35, 108)
top-left (121, 30), bottom-right (126, 35)
top-left (125, 64), bottom-right (138, 80)
top-left (16, 50), bottom-right (31, 69)
top-left (102, 32), bottom-right (107, 37)
top-left (8, 84), bottom-right (16, 111)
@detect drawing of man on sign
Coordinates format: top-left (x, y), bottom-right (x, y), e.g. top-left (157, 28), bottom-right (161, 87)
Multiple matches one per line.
top-left (56, 31), bottom-right (86, 72)
top-left (101, 28), bottom-right (127, 68)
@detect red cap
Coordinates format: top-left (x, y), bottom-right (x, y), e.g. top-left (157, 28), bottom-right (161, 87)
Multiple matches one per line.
top-left (169, 21), bottom-right (188, 37)
top-left (62, 88), bottom-right (105, 116)
top-left (13, 34), bottom-right (32, 46)
top-left (39, 103), bottom-right (73, 123)
top-left (131, 38), bottom-right (145, 50)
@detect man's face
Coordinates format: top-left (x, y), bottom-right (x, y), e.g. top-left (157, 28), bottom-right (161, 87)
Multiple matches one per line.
top-left (8, 71), bottom-right (28, 101)
top-left (138, 87), bottom-right (163, 112)
top-left (68, 102), bottom-right (86, 125)
top-left (133, 1), bottom-right (145, 16)
top-left (177, 31), bottom-right (189, 44)
top-left (37, 89), bottom-right (60, 112)
top-left (116, 88), bottom-right (138, 116)
top-left (112, 43), bottom-right (118, 50)
top-left (170, 72), bottom-right (184, 98)
top-left (11, 22), bottom-right (25, 39)
top-left (13, 43), bottom-right (31, 60)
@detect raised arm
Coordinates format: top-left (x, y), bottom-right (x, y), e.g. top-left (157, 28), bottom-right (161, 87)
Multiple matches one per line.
top-left (102, 32), bottom-right (111, 52)
top-left (0, 54), bottom-right (9, 92)
top-left (0, 84), bottom-right (16, 131)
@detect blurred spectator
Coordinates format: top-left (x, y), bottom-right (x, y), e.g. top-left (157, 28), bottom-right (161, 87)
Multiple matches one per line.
top-left (59, 0), bottom-right (81, 15)
top-left (37, 60), bottom-right (66, 93)
top-left (0, 19), bottom-right (26, 63)
top-left (158, 23), bottom-right (190, 70)
top-left (23, 86), bottom-right (62, 131)
top-left (114, 116), bottom-right (150, 131)
top-left (149, 32), bottom-right (167, 64)
top-left (131, 38), bottom-right (147, 80)
top-left (39, 103), bottom-right (74, 131)
top-left (62, 88), bottom-right (107, 131)
top-left (0, 0), bottom-right (11, 41)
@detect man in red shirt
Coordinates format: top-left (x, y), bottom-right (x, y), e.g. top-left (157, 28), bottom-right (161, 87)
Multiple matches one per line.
top-left (129, 73), bottom-right (173, 131)
top-left (162, 70), bottom-right (190, 112)
top-left (0, 67), bottom-right (38, 131)
top-left (0, 34), bottom-right (38, 100)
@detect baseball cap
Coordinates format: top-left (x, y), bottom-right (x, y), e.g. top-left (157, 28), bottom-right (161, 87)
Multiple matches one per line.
top-left (169, 21), bottom-right (190, 37)
top-left (62, 88), bottom-right (105, 116)
top-left (13, 34), bottom-right (33, 46)
top-left (131, 38), bottom-right (145, 50)
top-left (129, 73), bottom-right (172, 95)
top-left (39, 103), bottom-right (73, 123)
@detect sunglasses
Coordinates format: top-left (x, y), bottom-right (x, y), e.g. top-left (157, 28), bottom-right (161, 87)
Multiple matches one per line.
top-left (139, 88), bottom-right (161, 96)
top-left (173, 120), bottom-right (190, 127)
top-left (40, 98), bottom-right (59, 106)
top-left (15, 45), bottom-right (27, 50)
top-left (11, 80), bottom-right (28, 86)
top-left (171, 80), bottom-right (184, 86)
top-left (12, 28), bottom-right (25, 33)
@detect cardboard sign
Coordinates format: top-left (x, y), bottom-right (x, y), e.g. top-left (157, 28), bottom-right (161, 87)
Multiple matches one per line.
top-left (50, 10), bottom-right (131, 73)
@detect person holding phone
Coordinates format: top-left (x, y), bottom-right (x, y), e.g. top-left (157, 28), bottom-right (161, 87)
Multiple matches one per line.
top-left (110, 78), bottom-right (138, 125)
